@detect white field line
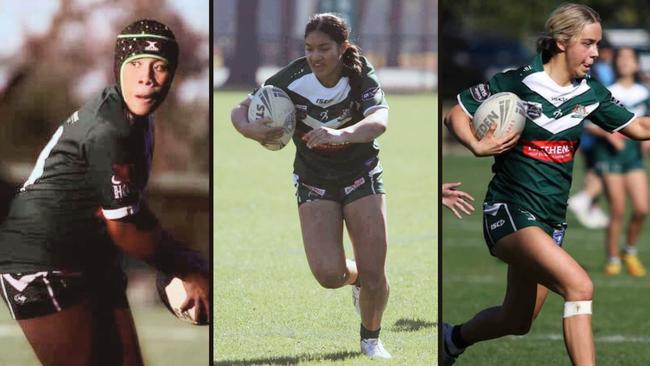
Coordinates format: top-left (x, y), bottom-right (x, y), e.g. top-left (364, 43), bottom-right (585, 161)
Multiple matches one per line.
top-left (444, 274), bottom-right (650, 289)
top-left (0, 324), bottom-right (205, 340)
top-left (512, 333), bottom-right (650, 344)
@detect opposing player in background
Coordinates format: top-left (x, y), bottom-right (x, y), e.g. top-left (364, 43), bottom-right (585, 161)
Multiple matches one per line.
top-left (443, 4), bottom-right (650, 365)
top-left (585, 47), bottom-right (650, 276)
top-left (231, 13), bottom-right (392, 359)
top-left (0, 19), bottom-right (209, 365)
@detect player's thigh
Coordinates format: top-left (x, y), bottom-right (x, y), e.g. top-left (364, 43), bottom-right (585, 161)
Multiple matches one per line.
top-left (343, 194), bottom-right (388, 273)
top-left (298, 199), bottom-right (346, 272)
top-left (18, 300), bottom-right (94, 366)
top-left (501, 265), bottom-right (547, 327)
top-left (625, 169), bottom-right (649, 213)
top-left (493, 226), bottom-right (592, 300)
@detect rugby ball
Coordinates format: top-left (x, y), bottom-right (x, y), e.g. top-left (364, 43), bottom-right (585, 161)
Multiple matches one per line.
top-left (247, 85), bottom-right (296, 150)
top-left (472, 92), bottom-right (526, 140)
top-left (156, 272), bottom-right (208, 326)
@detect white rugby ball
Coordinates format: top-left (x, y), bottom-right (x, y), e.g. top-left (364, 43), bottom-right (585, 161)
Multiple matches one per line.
top-left (472, 92), bottom-right (526, 140)
top-left (248, 85), bottom-right (296, 151)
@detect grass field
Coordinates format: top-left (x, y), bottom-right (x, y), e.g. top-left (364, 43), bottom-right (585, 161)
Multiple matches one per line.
top-left (443, 152), bottom-right (650, 365)
top-left (214, 91), bottom-right (437, 365)
top-left (0, 303), bottom-right (208, 365)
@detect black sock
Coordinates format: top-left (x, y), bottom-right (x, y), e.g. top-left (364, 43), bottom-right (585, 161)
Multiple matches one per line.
top-left (451, 324), bottom-right (472, 349)
top-left (360, 323), bottom-right (380, 340)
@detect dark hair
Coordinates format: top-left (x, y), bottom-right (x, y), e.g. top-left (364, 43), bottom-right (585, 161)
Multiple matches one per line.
top-left (305, 13), bottom-right (363, 91)
top-left (536, 3), bottom-right (600, 62)
top-left (613, 47), bottom-right (641, 82)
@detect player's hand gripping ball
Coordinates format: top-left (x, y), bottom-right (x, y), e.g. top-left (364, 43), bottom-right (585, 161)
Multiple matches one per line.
top-left (247, 85), bottom-right (297, 150)
top-left (156, 272), bottom-right (208, 325)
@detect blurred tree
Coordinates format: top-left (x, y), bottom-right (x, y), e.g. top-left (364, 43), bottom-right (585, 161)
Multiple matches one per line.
top-left (386, 0), bottom-right (403, 67)
top-left (279, 0), bottom-right (296, 65)
top-left (224, 0), bottom-right (260, 87)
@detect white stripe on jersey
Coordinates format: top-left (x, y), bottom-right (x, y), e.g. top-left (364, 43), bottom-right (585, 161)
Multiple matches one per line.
top-left (528, 102), bottom-right (600, 134)
top-left (288, 73), bottom-right (351, 108)
top-left (522, 71), bottom-right (591, 107)
top-left (21, 126), bottom-right (65, 190)
top-left (102, 204), bottom-right (139, 220)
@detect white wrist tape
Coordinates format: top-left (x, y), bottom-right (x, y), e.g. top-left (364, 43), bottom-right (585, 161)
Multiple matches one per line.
top-left (563, 300), bottom-right (592, 318)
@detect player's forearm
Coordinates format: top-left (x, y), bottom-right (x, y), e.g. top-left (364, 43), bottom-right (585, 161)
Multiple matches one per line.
top-left (339, 108), bottom-right (388, 143)
top-left (444, 104), bottom-right (481, 156)
top-left (621, 116), bottom-right (650, 140)
top-left (105, 210), bottom-right (204, 278)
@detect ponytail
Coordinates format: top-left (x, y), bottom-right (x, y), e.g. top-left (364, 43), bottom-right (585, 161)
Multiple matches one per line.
top-left (342, 43), bottom-right (363, 95)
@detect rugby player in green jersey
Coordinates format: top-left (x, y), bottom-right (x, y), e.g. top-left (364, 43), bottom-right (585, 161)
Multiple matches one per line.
top-left (0, 19), bottom-right (209, 365)
top-left (443, 4), bottom-right (650, 366)
top-left (585, 47), bottom-right (650, 277)
top-left (231, 13), bottom-right (391, 359)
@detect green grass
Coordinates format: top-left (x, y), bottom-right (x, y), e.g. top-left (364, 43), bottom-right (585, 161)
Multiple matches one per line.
top-left (214, 91), bottom-right (437, 365)
top-left (443, 152), bottom-right (650, 365)
top-left (0, 304), bottom-right (208, 365)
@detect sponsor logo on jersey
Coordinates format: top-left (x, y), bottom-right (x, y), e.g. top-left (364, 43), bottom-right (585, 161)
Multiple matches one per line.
top-left (319, 110), bottom-right (329, 121)
top-left (490, 219), bottom-right (505, 230)
top-left (552, 227), bottom-right (565, 246)
top-left (361, 87), bottom-right (381, 102)
top-left (111, 164), bottom-right (134, 200)
top-left (552, 96), bottom-right (569, 103)
top-left (524, 101), bottom-right (542, 119)
top-left (144, 41), bottom-right (159, 51)
top-left (610, 96), bottom-right (625, 108)
top-left (316, 98), bottom-right (332, 104)
top-left (344, 177), bottom-right (366, 195)
top-left (469, 83), bottom-right (491, 102)
top-left (571, 104), bottom-right (588, 119)
top-left (521, 140), bottom-right (577, 163)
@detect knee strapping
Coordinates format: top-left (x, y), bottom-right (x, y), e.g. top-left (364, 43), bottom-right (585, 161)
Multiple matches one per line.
top-left (563, 300), bottom-right (592, 318)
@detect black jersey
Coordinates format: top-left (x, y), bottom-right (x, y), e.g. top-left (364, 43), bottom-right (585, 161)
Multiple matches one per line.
top-left (262, 56), bottom-right (389, 183)
top-left (0, 86), bottom-right (153, 272)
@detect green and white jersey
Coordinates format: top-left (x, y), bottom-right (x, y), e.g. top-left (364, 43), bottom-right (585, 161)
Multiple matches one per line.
top-left (593, 82), bottom-right (650, 153)
top-left (260, 56), bottom-right (388, 183)
top-left (0, 86), bottom-right (153, 272)
top-left (458, 53), bottom-right (635, 223)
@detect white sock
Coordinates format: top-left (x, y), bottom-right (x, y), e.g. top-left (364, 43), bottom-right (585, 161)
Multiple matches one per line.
top-left (608, 256), bottom-right (621, 264)
top-left (624, 245), bottom-right (637, 256)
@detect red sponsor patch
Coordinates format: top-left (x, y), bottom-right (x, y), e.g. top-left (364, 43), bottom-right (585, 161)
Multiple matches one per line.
top-left (521, 140), bottom-right (577, 163)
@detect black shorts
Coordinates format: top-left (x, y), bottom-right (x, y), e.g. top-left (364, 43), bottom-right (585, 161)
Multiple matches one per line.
top-left (0, 267), bottom-right (128, 320)
top-left (293, 164), bottom-right (385, 206)
top-left (482, 201), bottom-right (567, 256)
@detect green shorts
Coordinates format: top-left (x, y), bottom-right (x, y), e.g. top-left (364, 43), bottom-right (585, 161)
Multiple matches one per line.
top-left (482, 201), bottom-right (567, 256)
top-left (593, 140), bottom-right (643, 175)
top-left (293, 164), bottom-right (385, 206)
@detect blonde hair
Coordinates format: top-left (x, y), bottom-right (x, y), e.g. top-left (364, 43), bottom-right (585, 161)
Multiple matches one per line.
top-left (537, 3), bottom-right (601, 59)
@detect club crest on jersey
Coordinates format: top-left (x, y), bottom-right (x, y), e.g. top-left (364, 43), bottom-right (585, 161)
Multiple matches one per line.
top-left (111, 164), bottom-right (134, 200)
top-left (295, 104), bottom-right (308, 120)
top-left (524, 101), bottom-right (542, 119)
top-left (571, 104), bottom-right (588, 119)
top-left (144, 41), bottom-right (159, 51)
top-left (469, 83), bottom-right (491, 102)
top-left (361, 87), bottom-right (381, 102)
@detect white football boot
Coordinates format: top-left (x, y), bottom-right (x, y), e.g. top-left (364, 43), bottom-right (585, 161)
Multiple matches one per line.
top-left (360, 338), bottom-right (392, 359)
top-left (352, 284), bottom-right (361, 315)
